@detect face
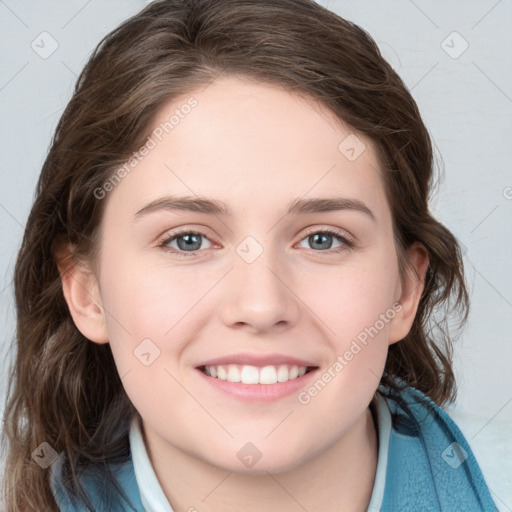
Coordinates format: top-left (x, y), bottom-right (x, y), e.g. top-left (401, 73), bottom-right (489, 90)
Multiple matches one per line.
top-left (68, 76), bottom-right (424, 474)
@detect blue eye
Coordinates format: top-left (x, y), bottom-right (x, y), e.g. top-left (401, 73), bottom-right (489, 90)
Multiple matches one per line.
top-left (160, 230), bottom-right (212, 256)
top-left (297, 228), bottom-right (353, 252)
top-left (159, 227), bottom-right (354, 258)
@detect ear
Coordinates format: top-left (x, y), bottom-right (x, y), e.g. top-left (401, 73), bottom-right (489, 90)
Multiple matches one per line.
top-left (53, 241), bottom-right (109, 344)
top-left (388, 242), bottom-right (429, 345)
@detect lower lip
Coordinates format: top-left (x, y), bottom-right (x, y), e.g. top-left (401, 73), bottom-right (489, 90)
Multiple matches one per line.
top-left (195, 368), bottom-right (319, 402)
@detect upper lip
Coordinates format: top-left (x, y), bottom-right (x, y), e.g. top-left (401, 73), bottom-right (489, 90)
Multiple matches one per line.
top-left (196, 352), bottom-right (319, 368)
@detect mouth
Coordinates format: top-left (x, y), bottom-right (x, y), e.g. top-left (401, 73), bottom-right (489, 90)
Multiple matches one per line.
top-left (197, 364), bottom-right (318, 385)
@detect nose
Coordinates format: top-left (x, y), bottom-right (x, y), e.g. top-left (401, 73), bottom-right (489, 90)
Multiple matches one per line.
top-left (219, 242), bottom-right (301, 334)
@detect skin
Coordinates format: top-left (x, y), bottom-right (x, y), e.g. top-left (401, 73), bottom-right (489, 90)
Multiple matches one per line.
top-left (58, 76), bottom-right (428, 512)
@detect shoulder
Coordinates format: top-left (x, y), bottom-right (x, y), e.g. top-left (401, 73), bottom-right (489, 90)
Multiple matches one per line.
top-left (444, 406), bottom-right (512, 511)
top-left (50, 452), bottom-right (144, 511)
top-left (378, 384), bottom-right (498, 511)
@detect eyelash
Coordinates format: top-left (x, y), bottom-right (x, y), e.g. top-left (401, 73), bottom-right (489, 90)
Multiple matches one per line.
top-left (158, 227), bottom-right (355, 258)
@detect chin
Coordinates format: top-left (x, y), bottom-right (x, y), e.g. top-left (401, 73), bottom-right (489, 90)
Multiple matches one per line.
top-left (204, 444), bottom-right (310, 476)
top-left (229, 457), bottom-right (306, 476)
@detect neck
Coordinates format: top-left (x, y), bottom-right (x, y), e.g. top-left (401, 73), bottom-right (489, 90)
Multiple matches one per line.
top-left (143, 406), bottom-right (378, 512)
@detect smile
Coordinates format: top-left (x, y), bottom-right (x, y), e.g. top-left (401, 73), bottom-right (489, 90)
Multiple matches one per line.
top-left (199, 364), bottom-right (314, 384)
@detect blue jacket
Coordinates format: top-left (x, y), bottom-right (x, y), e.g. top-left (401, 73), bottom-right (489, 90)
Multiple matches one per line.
top-left (51, 385), bottom-right (498, 511)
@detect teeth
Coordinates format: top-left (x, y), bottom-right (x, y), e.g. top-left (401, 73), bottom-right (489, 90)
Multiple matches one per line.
top-left (241, 365), bottom-right (259, 384)
top-left (227, 365), bottom-right (241, 382)
top-left (217, 366), bottom-right (227, 380)
top-left (203, 364), bottom-right (309, 384)
top-left (277, 365), bottom-right (289, 382)
top-left (260, 366), bottom-right (277, 384)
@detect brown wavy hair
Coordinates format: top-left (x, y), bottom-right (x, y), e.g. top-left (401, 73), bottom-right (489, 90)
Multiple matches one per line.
top-left (1, 0), bottom-right (468, 510)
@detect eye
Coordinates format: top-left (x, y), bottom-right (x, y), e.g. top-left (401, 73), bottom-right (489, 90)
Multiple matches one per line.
top-left (296, 227), bottom-right (354, 254)
top-left (159, 229), bottom-right (213, 257)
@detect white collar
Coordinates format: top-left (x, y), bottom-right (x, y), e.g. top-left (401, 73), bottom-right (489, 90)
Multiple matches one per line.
top-left (129, 415), bottom-right (175, 512)
top-left (366, 391), bottom-right (392, 511)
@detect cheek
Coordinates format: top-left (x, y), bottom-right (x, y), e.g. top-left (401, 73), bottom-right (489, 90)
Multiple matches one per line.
top-left (301, 253), bottom-right (400, 348)
top-left (97, 254), bottom-right (198, 372)
top-left (97, 259), bottom-right (198, 417)
top-left (293, 262), bottom-right (397, 427)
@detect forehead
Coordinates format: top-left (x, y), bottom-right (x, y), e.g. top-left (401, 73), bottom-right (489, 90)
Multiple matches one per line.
top-left (104, 76), bottom-right (389, 222)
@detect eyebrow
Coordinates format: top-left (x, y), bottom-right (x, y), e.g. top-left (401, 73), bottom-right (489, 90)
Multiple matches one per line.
top-left (134, 196), bottom-right (376, 222)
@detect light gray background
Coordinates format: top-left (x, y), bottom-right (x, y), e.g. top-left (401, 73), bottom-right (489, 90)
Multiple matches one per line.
top-left (1, 0), bottom-right (511, 509)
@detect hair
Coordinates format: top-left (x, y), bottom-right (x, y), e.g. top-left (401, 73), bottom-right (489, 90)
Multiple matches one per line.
top-left (1, 0), bottom-right (469, 510)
